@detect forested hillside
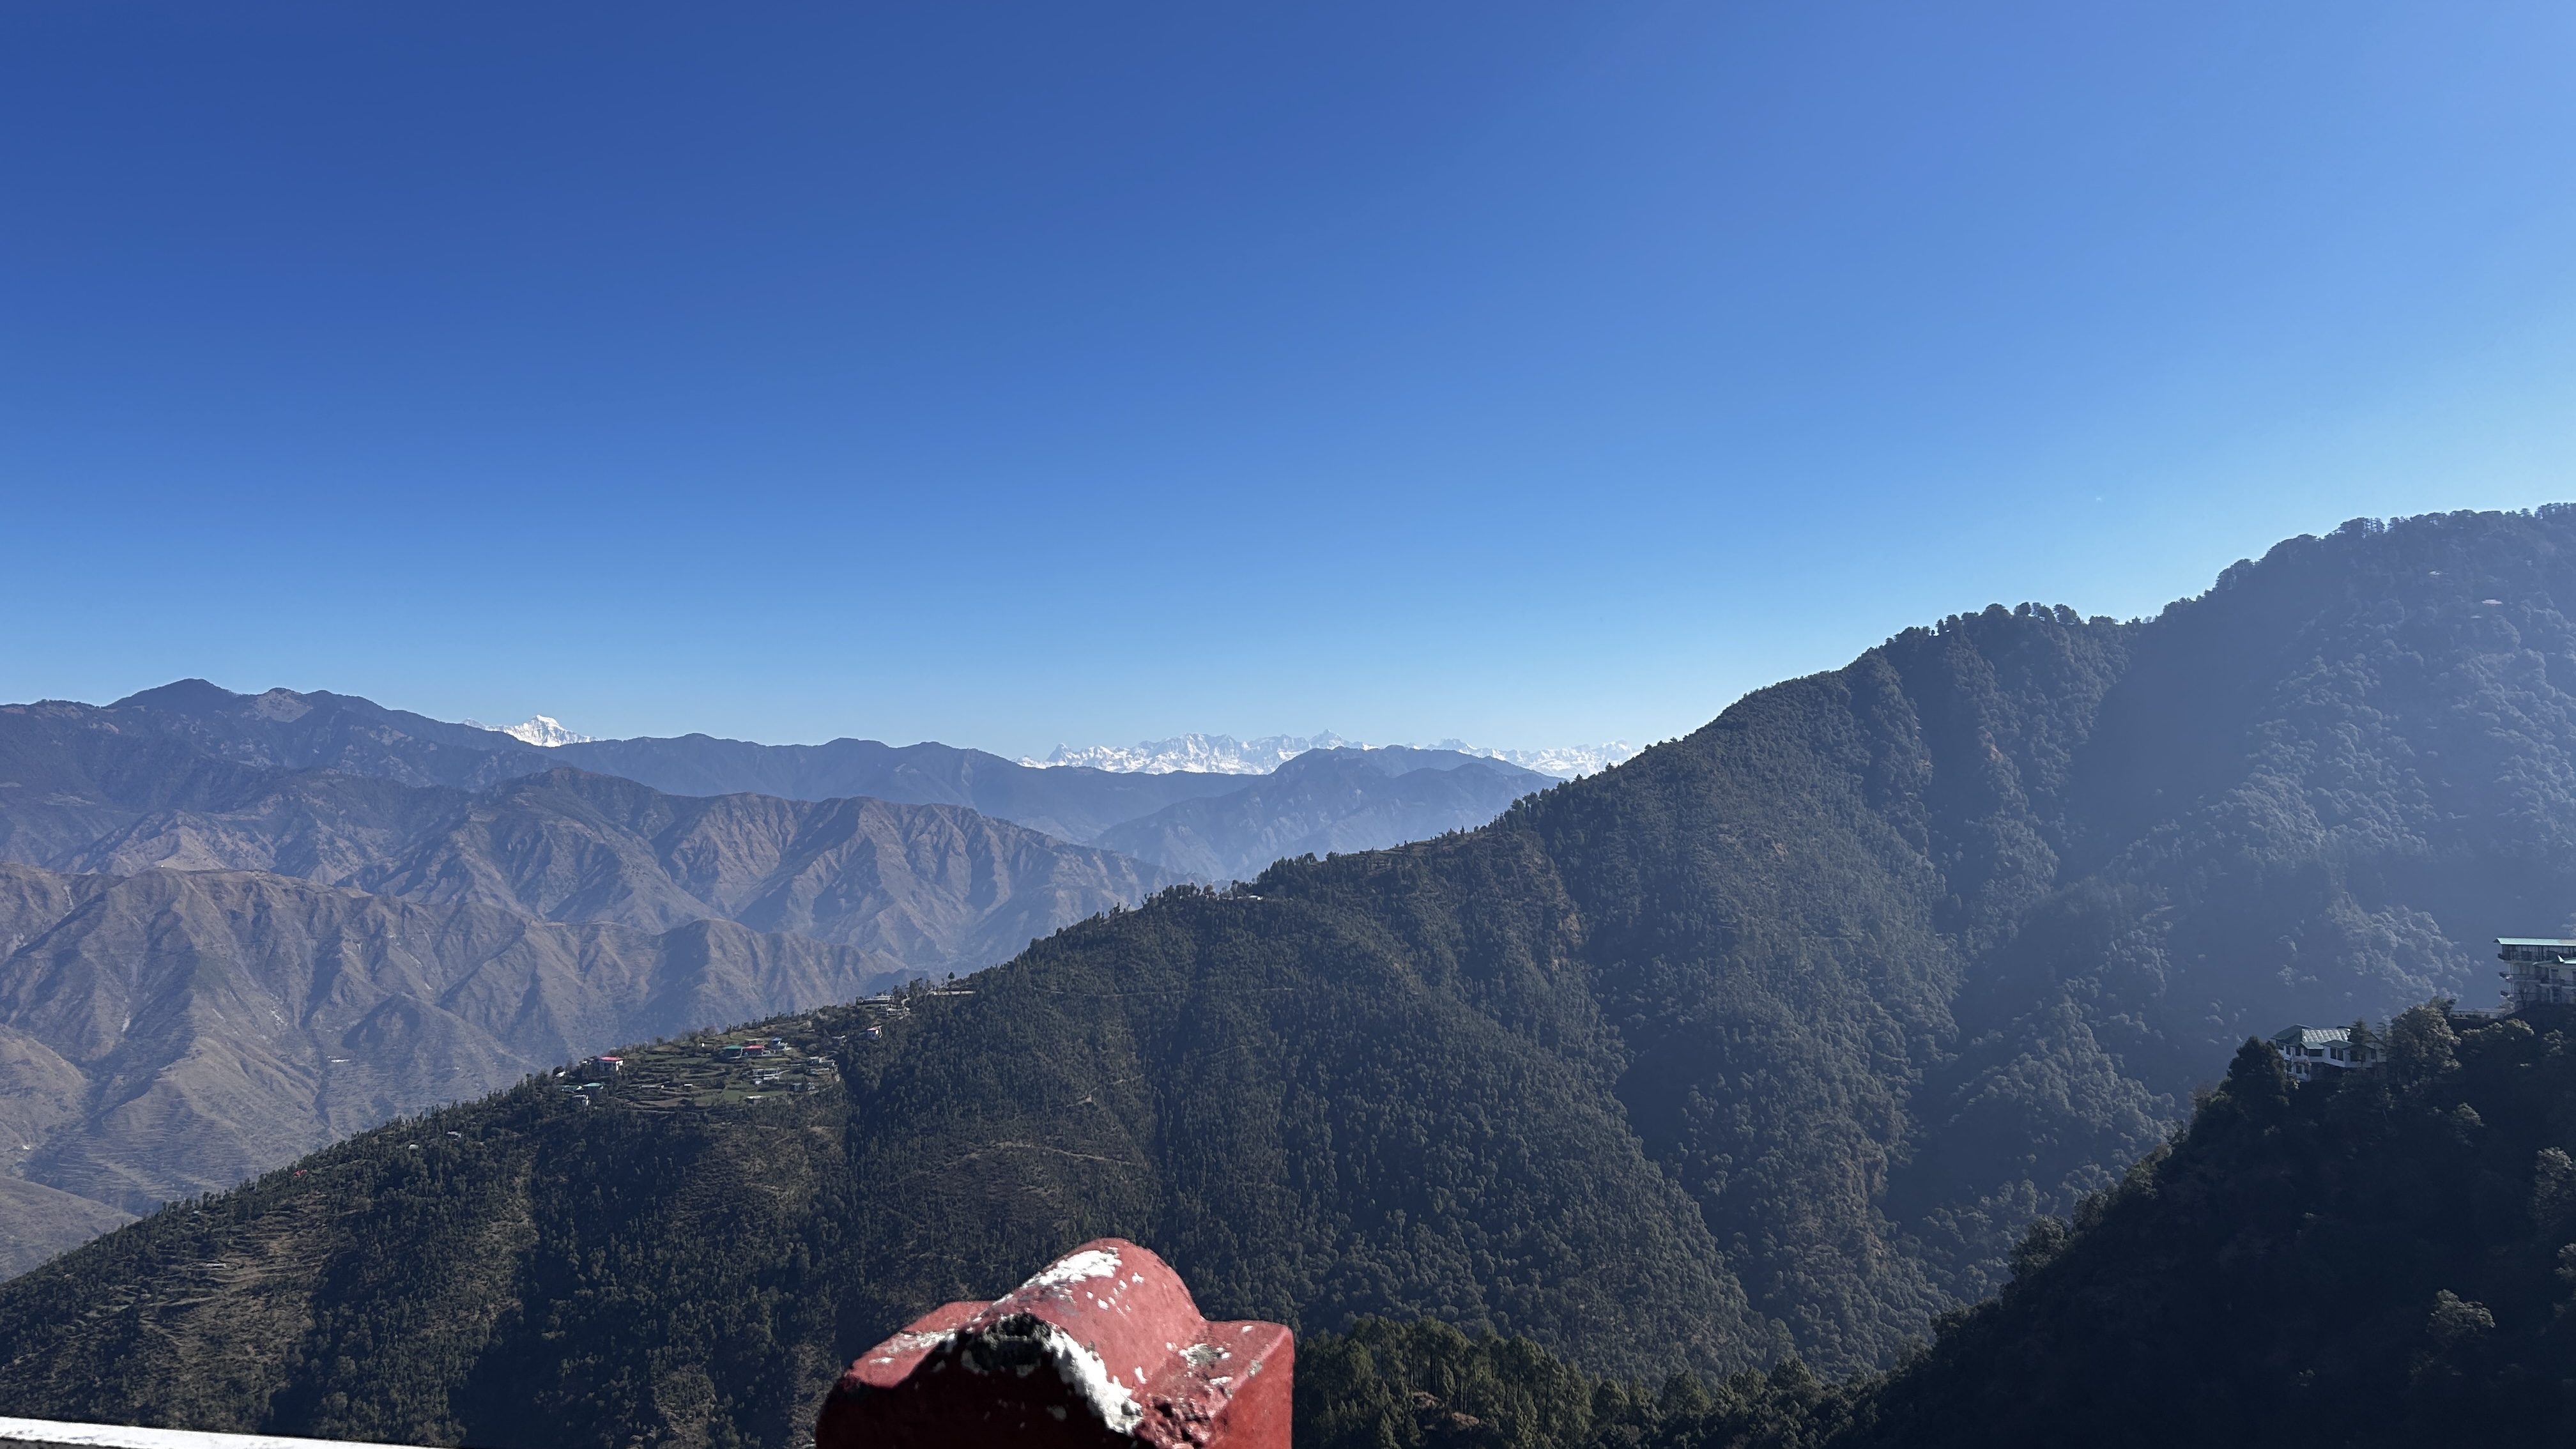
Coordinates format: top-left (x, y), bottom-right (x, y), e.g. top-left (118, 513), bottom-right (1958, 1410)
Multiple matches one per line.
top-left (1309, 1006), bottom-right (2576, 1447)
top-left (9, 510), bottom-right (2576, 1446)
top-left (1849, 1004), bottom-right (2576, 1445)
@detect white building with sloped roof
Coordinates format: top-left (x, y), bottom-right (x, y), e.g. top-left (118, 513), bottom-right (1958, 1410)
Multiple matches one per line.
top-left (2270, 1024), bottom-right (2368, 1082)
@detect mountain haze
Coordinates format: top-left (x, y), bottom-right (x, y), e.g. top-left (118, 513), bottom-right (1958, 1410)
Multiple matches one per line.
top-left (1091, 747), bottom-right (1554, 882)
top-left (24, 760), bottom-right (1174, 974)
top-left (1030, 732), bottom-right (1639, 779)
top-left (1028, 731), bottom-right (1354, 774)
top-left (52, 680), bottom-right (1246, 843)
top-left (49, 686), bottom-right (1550, 878)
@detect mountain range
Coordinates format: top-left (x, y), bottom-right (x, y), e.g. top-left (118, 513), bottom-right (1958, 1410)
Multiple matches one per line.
top-left (0, 720), bottom-right (1174, 969)
top-left (1029, 731), bottom-right (1359, 774)
top-left (0, 686), bottom-right (1556, 1275)
top-left (1091, 746), bottom-right (1554, 882)
top-left (1028, 731), bottom-right (1639, 779)
top-left (72, 680), bottom-right (1544, 874)
top-left (3, 509), bottom-right (2569, 1447)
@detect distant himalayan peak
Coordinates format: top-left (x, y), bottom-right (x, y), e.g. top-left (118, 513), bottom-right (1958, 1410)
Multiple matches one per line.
top-left (1436, 740), bottom-right (1643, 779)
top-left (462, 714), bottom-right (596, 747)
top-left (1025, 733), bottom-right (1637, 780)
top-left (1031, 733), bottom-right (1349, 776)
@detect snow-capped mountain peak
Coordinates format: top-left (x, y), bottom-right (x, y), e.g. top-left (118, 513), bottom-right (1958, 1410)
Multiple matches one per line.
top-left (1023, 733), bottom-right (1637, 780)
top-left (462, 715), bottom-right (597, 747)
top-left (1424, 740), bottom-right (1641, 779)
top-left (1028, 732), bottom-right (1349, 774)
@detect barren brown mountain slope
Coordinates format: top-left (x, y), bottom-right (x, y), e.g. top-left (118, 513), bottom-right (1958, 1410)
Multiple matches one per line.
top-left (0, 862), bottom-right (910, 1276)
top-left (0, 696), bottom-right (1179, 1280)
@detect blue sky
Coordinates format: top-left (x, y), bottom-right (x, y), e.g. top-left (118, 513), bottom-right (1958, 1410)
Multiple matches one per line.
top-left (6, 2), bottom-right (2574, 757)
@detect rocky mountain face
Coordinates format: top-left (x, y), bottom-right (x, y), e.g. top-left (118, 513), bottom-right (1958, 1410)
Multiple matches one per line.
top-left (9, 509), bottom-right (2576, 1441)
top-left (0, 862), bottom-right (912, 1277)
top-left (1092, 746), bottom-right (1556, 881)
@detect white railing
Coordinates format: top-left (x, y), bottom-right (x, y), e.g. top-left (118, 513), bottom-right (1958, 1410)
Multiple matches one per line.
top-left (0, 1419), bottom-right (429, 1449)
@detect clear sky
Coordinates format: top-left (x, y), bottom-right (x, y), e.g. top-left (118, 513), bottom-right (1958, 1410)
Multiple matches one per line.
top-left (6, 2), bottom-right (2574, 757)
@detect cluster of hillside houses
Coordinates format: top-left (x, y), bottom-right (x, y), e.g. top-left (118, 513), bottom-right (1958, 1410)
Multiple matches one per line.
top-left (2271, 936), bottom-right (2576, 1080)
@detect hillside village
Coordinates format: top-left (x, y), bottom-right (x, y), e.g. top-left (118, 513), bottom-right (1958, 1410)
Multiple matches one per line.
top-left (2271, 935), bottom-right (2576, 1083)
top-left (541, 994), bottom-right (919, 1112)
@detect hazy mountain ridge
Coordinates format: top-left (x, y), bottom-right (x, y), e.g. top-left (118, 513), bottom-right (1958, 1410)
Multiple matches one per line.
top-left (68, 682), bottom-right (1245, 838)
top-left (546, 735), bottom-right (1254, 843)
top-left (1028, 731), bottom-right (1639, 779)
top-left (0, 862), bottom-right (915, 1277)
top-left (1027, 731), bottom-right (1355, 773)
top-left (27, 686), bottom-right (1556, 880)
top-left (1092, 746), bottom-right (1556, 881)
top-left (0, 713), bottom-right (1177, 976)
top-left (349, 771), bottom-right (1176, 967)
top-left (1453, 741), bottom-right (1639, 778)
top-left (537, 737), bottom-right (1559, 877)
top-left (89, 679), bottom-right (562, 788)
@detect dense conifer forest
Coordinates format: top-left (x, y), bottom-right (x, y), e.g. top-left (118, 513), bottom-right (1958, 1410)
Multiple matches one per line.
top-left (10, 509), bottom-right (2576, 1446)
top-left (1294, 1004), bottom-right (2576, 1446)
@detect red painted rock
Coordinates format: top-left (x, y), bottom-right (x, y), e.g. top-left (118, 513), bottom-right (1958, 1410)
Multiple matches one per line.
top-left (814, 1238), bottom-right (1292, 1449)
